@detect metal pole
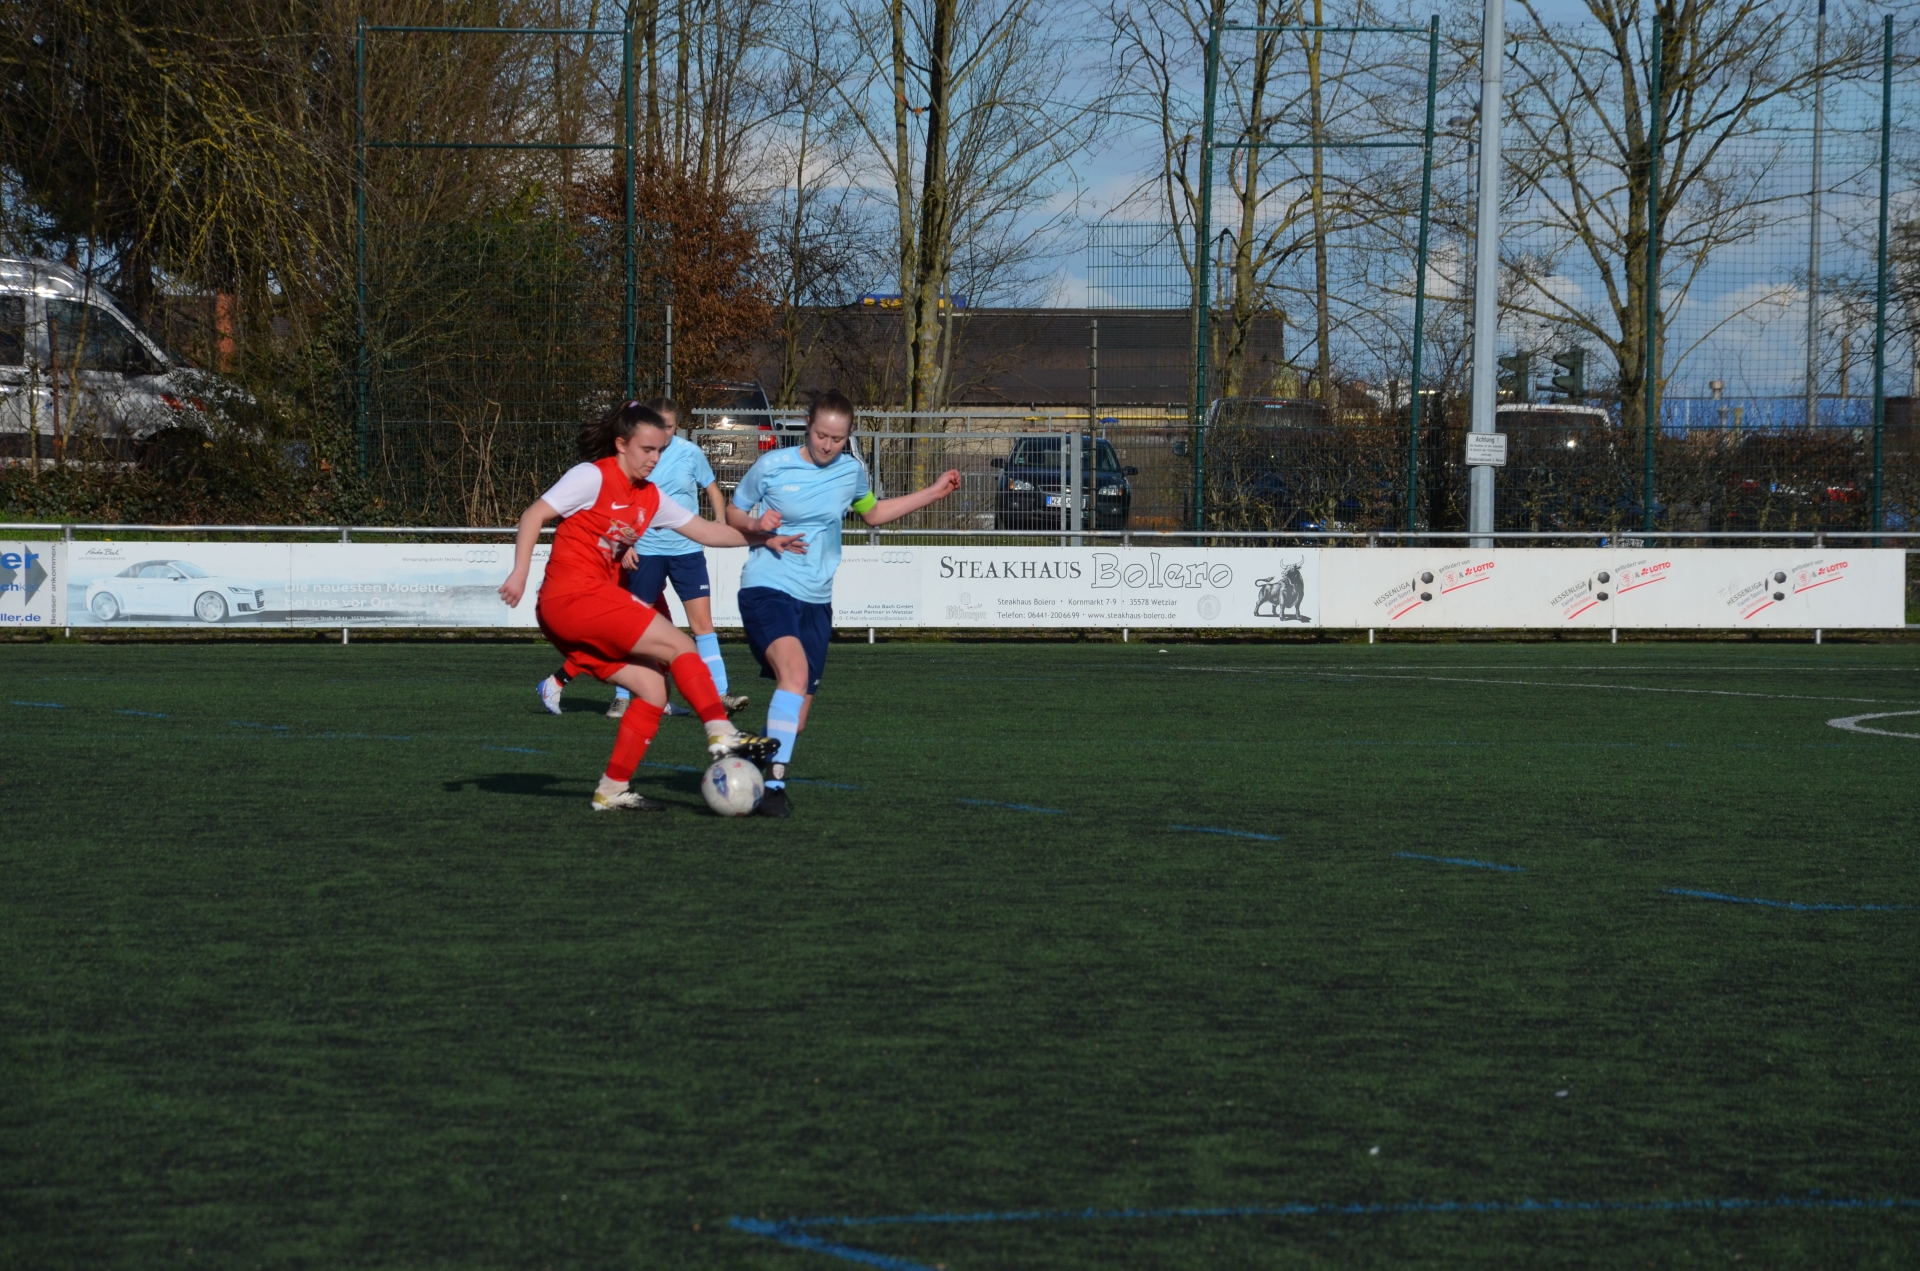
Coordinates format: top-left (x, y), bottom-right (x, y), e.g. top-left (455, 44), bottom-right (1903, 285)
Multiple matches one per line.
top-left (1872, 14), bottom-right (1892, 538)
top-left (1467, 0), bottom-right (1505, 549)
top-left (1643, 14), bottom-right (1663, 535)
top-left (1192, 6), bottom-right (1222, 533)
top-left (1072, 431), bottom-right (1085, 545)
top-left (1059, 434), bottom-right (1069, 544)
top-left (1088, 318), bottom-right (1097, 545)
top-left (1804, 0), bottom-right (1827, 431)
top-left (664, 302), bottom-right (673, 399)
top-left (623, 15), bottom-right (636, 398)
top-left (1089, 316), bottom-right (1098, 433)
top-left (1407, 16), bottom-right (1439, 533)
top-left (354, 20), bottom-right (368, 473)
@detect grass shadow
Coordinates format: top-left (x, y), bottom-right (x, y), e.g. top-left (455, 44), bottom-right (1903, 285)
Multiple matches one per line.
top-left (444, 771), bottom-right (586, 799)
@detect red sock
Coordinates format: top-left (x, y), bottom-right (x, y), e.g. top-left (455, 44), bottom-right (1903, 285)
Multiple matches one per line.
top-left (669, 651), bottom-right (729, 724)
top-left (604, 698), bottom-right (665, 782)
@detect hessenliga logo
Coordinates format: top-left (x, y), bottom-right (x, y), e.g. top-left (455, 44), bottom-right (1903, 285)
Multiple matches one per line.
top-left (1373, 558), bottom-right (1493, 620)
top-left (1724, 558), bottom-right (1844, 620)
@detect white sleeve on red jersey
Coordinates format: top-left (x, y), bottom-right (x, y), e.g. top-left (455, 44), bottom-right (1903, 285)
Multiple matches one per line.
top-left (652, 493), bottom-right (696, 531)
top-left (539, 463), bottom-right (603, 517)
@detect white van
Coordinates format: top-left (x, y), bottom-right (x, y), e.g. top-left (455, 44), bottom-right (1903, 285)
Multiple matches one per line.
top-left (0, 256), bottom-right (230, 462)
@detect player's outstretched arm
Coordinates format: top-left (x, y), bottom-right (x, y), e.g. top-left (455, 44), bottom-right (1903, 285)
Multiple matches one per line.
top-left (499, 498), bottom-right (560, 607)
top-left (676, 511), bottom-right (806, 556)
top-left (861, 469), bottom-right (962, 527)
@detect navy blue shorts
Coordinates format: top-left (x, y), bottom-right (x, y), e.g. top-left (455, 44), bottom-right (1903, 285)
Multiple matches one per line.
top-left (625, 551), bottom-right (711, 607)
top-left (737, 586), bottom-right (832, 696)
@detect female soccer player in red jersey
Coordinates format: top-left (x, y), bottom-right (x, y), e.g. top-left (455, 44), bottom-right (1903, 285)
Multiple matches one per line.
top-left (499, 401), bottom-right (799, 812)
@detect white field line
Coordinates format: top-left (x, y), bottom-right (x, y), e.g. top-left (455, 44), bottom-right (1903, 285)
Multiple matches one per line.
top-left (1827, 711), bottom-right (1920, 738)
top-left (1168, 666), bottom-right (1920, 707)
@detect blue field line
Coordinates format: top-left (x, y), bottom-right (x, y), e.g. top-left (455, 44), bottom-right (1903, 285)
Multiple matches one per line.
top-left (12, 700), bottom-right (64, 708)
top-left (959, 798), bottom-right (1066, 814)
top-left (1396, 852), bottom-right (1524, 874)
top-left (229, 721), bottom-right (292, 732)
top-left (730, 1193), bottom-right (1920, 1267)
top-left (729, 1219), bottom-right (934, 1269)
top-left (1665, 887), bottom-right (1915, 913)
top-left (115, 709), bottom-right (170, 718)
top-left (1169, 824), bottom-right (1282, 841)
top-left (482, 743), bottom-right (548, 755)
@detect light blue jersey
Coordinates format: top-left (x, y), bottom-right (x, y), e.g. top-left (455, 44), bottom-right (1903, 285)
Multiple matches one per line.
top-left (637, 435), bottom-right (717, 556)
top-left (733, 445), bottom-right (876, 603)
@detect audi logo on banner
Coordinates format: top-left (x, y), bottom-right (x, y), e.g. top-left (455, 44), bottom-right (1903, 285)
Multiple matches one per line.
top-left (880, 551), bottom-right (913, 564)
top-left (464, 549), bottom-right (501, 564)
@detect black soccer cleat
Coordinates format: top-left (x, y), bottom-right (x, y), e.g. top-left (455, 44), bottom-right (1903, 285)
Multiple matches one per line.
top-left (709, 729), bottom-right (779, 764)
top-left (755, 784), bottom-right (791, 818)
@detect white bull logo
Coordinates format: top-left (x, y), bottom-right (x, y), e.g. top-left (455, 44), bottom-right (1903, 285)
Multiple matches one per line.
top-left (1253, 562), bottom-right (1309, 622)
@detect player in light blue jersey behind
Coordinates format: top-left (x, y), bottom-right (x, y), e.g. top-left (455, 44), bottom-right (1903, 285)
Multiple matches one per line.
top-left (725, 389), bottom-right (960, 817)
top-left (536, 398), bottom-right (749, 718)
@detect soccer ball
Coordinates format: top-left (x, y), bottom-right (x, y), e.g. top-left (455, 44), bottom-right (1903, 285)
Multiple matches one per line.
top-left (701, 757), bottom-right (764, 817)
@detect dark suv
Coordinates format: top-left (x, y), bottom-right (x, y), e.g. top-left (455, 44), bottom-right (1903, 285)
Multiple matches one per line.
top-left (991, 435), bottom-right (1134, 530)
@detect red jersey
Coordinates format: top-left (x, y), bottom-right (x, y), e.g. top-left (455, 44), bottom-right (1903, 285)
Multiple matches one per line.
top-left (537, 456), bottom-right (693, 598)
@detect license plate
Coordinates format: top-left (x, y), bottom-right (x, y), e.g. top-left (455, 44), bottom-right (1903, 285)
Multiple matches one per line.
top-left (1043, 495), bottom-right (1087, 509)
top-left (709, 442), bottom-right (735, 456)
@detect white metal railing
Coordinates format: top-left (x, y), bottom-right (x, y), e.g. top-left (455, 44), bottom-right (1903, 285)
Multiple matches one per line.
top-left (3, 521), bottom-right (1914, 546)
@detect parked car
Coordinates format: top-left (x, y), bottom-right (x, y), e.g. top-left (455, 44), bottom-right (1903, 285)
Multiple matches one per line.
top-left (0, 257), bottom-right (233, 461)
top-left (85, 559), bottom-right (268, 623)
top-left (992, 435), bottom-right (1135, 531)
top-left (689, 380), bottom-right (781, 493)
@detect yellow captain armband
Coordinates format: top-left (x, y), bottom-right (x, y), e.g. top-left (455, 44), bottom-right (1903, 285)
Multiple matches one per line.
top-left (851, 491), bottom-right (878, 515)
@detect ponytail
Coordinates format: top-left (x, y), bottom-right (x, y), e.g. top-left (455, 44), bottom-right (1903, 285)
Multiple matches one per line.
top-left (579, 400), bottom-right (667, 459)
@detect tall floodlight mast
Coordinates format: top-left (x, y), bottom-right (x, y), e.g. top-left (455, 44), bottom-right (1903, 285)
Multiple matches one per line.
top-left (1467, 0), bottom-right (1505, 548)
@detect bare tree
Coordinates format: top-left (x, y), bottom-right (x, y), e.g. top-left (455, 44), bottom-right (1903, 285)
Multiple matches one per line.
top-left (837, 0), bottom-right (1107, 412)
top-left (759, 1), bottom-right (889, 404)
top-left (1501, 0), bottom-right (1883, 411)
top-left (1104, 0), bottom-right (1443, 403)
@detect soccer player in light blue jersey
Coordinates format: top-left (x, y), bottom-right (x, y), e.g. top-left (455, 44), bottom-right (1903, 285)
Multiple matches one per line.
top-left (725, 390), bottom-right (960, 817)
top-left (537, 398), bottom-right (748, 719)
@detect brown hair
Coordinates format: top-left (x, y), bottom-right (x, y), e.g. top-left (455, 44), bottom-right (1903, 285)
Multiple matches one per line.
top-left (807, 389), bottom-right (856, 429)
top-left (579, 400), bottom-right (668, 459)
top-left (644, 396), bottom-right (682, 426)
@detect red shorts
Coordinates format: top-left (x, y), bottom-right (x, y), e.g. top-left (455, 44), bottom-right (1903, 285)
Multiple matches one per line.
top-left (536, 585), bottom-right (665, 682)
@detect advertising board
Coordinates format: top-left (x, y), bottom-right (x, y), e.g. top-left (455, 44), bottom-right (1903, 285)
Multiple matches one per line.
top-left (20, 541), bottom-right (1907, 631)
top-left (0, 540), bottom-right (57, 628)
top-left (59, 541), bottom-right (551, 628)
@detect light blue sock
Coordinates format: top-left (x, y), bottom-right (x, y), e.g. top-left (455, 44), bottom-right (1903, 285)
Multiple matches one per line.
top-left (695, 632), bottom-right (729, 693)
top-left (615, 685), bottom-right (630, 700)
top-left (765, 689), bottom-right (803, 786)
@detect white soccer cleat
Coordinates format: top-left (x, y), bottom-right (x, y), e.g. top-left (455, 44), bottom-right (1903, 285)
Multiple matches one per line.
top-left (606, 696), bottom-right (629, 719)
top-left (721, 693), bottom-right (751, 714)
top-left (536, 675), bottom-right (565, 715)
top-left (663, 701), bottom-right (694, 717)
top-left (591, 787), bottom-right (664, 812)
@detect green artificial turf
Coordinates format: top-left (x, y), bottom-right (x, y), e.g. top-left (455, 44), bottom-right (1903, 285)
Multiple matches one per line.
top-left (3, 638), bottom-right (1919, 1268)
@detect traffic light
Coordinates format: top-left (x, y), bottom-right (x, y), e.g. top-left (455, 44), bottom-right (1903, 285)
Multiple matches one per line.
top-left (1497, 353), bottom-right (1531, 403)
top-left (1545, 349), bottom-right (1585, 399)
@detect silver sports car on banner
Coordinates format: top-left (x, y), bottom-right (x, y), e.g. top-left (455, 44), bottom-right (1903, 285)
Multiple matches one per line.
top-left (85, 559), bottom-right (268, 623)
